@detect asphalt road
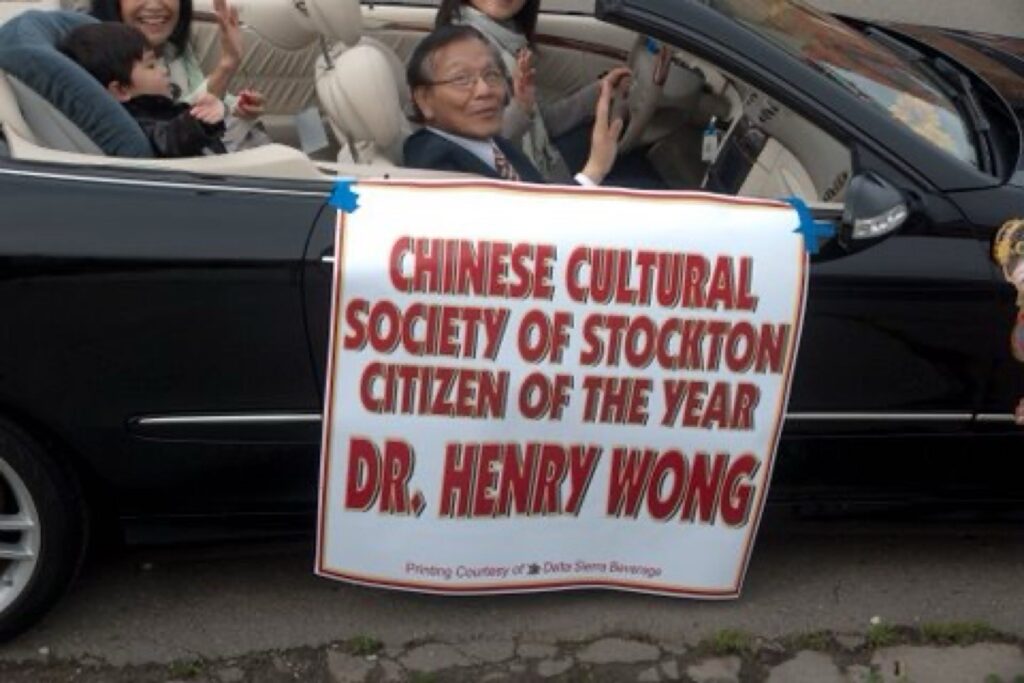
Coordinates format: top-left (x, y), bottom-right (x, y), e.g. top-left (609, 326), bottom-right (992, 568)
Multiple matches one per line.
top-left (809, 0), bottom-right (1024, 37)
top-left (1, 512), bottom-right (1021, 666)
top-left (1, 0), bottom-right (1022, 670)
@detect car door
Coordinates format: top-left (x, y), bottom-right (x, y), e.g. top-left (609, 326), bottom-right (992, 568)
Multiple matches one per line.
top-left (0, 162), bottom-right (329, 522)
top-left (607, 0), bottom-right (1010, 499)
top-left (788, 153), bottom-right (996, 436)
top-left (611, 0), bottom-right (997, 427)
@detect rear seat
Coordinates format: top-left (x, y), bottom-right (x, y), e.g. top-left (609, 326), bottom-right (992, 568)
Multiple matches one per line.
top-left (0, 3), bottom-right (333, 178)
top-left (191, 23), bottom-right (320, 148)
top-left (0, 0), bottom-right (59, 23)
top-left (0, 0), bottom-right (461, 181)
top-left (0, 10), bottom-right (153, 156)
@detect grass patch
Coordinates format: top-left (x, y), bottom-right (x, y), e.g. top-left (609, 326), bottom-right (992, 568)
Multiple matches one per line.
top-left (783, 630), bottom-right (833, 652)
top-left (408, 673), bottom-right (437, 683)
top-left (344, 634), bottom-right (384, 657)
top-left (982, 674), bottom-right (1024, 683)
top-left (919, 621), bottom-right (1000, 646)
top-left (167, 658), bottom-right (204, 679)
top-left (866, 623), bottom-right (902, 649)
top-left (699, 629), bottom-right (753, 656)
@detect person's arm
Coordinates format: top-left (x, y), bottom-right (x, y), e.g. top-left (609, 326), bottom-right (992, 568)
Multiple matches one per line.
top-left (205, 0), bottom-right (243, 99)
top-left (180, 15), bottom-right (262, 120)
top-left (142, 99), bottom-right (225, 158)
top-left (141, 115), bottom-right (217, 157)
top-left (538, 65), bottom-right (629, 139)
top-left (577, 72), bottom-right (628, 185)
top-left (501, 100), bottom-right (533, 142)
top-left (183, 77), bottom-right (239, 112)
top-left (541, 81), bottom-right (599, 139)
top-left (169, 48), bottom-right (240, 111)
top-left (501, 48), bottom-right (536, 141)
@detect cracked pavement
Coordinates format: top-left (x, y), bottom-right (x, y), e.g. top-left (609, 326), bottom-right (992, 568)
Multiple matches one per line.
top-left (0, 514), bottom-right (1022, 681)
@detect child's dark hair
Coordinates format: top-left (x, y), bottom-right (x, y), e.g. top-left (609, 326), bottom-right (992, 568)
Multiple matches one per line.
top-left (406, 24), bottom-right (508, 123)
top-left (435, 0), bottom-right (541, 45)
top-left (90, 0), bottom-right (193, 55)
top-left (60, 22), bottom-right (150, 88)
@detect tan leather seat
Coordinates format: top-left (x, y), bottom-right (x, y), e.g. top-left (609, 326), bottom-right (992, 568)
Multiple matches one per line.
top-left (0, 4), bottom-right (96, 153)
top-left (190, 0), bottom-right (337, 147)
top-left (315, 37), bottom-right (411, 166)
top-left (1, 71), bottom-right (103, 154)
top-left (0, 0), bottom-right (58, 24)
top-left (0, 4), bottom-right (82, 151)
top-left (307, 0), bottom-right (412, 166)
top-left (738, 137), bottom-right (818, 200)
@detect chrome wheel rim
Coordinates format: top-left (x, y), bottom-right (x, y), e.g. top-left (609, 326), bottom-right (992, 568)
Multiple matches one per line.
top-left (0, 456), bottom-right (40, 614)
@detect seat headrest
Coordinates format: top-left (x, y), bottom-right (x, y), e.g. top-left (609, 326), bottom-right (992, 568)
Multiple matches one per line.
top-left (316, 39), bottom-right (410, 165)
top-left (233, 1), bottom-right (316, 51)
top-left (195, 0), bottom-right (362, 49)
top-left (303, 0), bottom-right (361, 47)
top-left (0, 10), bottom-right (152, 156)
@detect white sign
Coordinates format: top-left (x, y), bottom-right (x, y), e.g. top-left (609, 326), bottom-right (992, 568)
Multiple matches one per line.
top-left (316, 180), bottom-right (807, 598)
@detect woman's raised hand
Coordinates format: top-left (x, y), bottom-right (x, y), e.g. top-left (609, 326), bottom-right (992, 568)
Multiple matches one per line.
top-left (204, 0), bottom-right (243, 99)
top-left (214, 0), bottom-right (243, 74)
top-left (580, 69), bottom-right (631, 185)
top-left (512, 48), bottom-right (536, 115)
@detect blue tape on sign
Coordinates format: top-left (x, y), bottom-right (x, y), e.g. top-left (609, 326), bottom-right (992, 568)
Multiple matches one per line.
top-left (329, 178), bottom-right (360, 213)
top-left (645, 36), bottom-right (659, 54)
top-left (784, 196), bottom-right (835, 255)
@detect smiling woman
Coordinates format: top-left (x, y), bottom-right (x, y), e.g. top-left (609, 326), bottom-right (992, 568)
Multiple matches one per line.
top-left (90, 0), bottom-right (267, 141)
top-left (116, 0), bottom-right (182, 50)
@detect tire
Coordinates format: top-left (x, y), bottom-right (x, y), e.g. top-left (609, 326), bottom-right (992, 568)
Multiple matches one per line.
top-left (0, 419), bottom-right (88, 642)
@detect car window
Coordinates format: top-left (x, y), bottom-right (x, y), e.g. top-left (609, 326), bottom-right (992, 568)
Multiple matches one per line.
top-left (705, 0), bottom-right (978, 168)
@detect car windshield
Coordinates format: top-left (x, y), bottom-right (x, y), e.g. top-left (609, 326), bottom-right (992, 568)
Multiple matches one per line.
top-left (705, 0), bottom-right (978, 167)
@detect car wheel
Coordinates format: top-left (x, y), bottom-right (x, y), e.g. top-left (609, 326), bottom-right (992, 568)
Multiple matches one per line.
top-left (0, 420), bottom-right (87, 642)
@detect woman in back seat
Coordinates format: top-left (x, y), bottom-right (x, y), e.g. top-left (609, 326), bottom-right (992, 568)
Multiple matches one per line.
top-left (90, 0), bottom-right (268, 149)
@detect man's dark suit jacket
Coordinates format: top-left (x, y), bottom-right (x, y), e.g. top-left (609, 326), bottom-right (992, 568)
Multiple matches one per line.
top-left (403, 128), bottom-right (545, 183)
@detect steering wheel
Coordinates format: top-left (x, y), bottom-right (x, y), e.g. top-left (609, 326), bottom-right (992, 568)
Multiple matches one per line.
top-left (618, 35), bottom-right (671, 153)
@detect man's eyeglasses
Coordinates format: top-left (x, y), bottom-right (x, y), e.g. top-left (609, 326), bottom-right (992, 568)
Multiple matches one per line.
top-left (428, 68), bottom-right (506, 91)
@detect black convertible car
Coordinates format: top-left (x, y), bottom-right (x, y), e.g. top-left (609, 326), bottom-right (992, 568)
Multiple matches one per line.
top-left (0, 0), bottom-right (1021, 640)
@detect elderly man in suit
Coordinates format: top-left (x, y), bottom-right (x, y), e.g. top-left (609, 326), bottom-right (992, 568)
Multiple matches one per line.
top-left (403, 24), bottom-right (627, 185)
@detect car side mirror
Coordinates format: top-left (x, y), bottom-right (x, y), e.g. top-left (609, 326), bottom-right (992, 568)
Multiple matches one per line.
top-left (839, 172), bottom-right (909, 249)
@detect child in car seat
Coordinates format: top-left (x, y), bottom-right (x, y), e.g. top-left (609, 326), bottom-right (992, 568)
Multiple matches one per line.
top-left (60, 22), bottom-right (226, 158)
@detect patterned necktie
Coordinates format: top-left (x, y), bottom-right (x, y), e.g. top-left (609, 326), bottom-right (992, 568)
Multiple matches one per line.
top-left (492, 142), bottom-right (520, 181)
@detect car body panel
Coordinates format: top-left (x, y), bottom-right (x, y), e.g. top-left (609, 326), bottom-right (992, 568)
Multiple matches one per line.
top-left (0, 167), bottom-right (327, 517)
top-left (0, 0), bottom-right (1021, 533)
top-left (595, 1), bottom-right (1017, 427)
